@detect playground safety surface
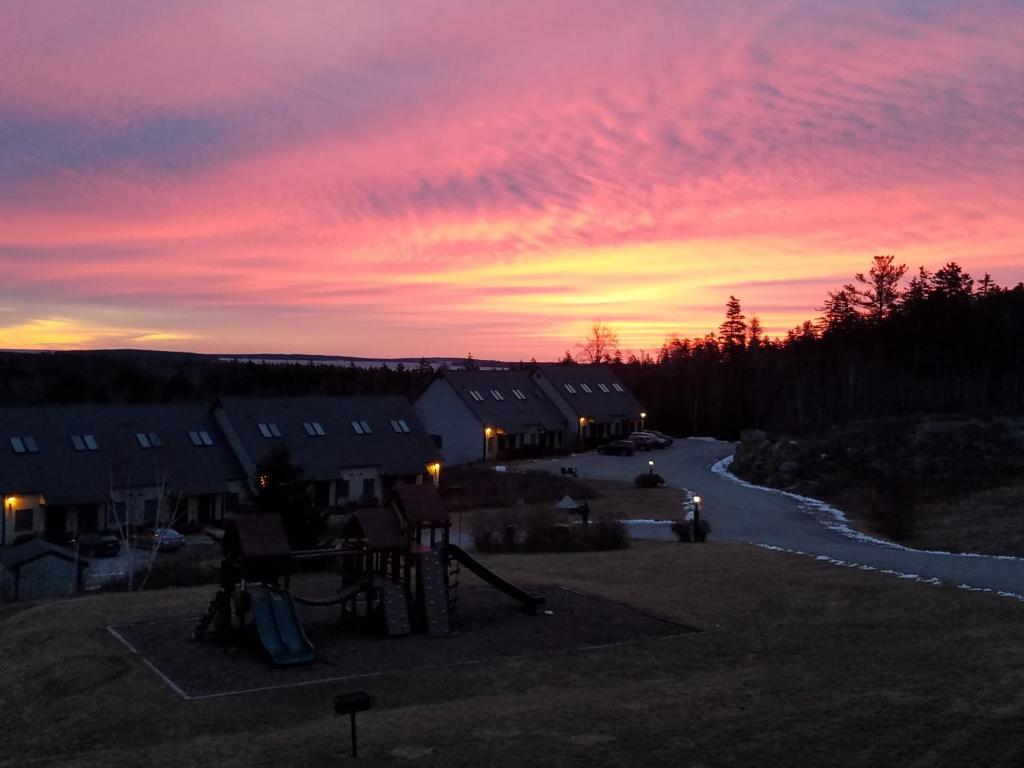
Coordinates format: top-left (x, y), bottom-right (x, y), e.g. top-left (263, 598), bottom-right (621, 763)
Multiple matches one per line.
top-left (110, 581), bottom-right (697, 700)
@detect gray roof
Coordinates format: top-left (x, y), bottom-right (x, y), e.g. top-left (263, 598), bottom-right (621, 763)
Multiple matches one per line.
top-left (0, 538), bottom-right (89, 569)
top-left (440, 369), bottom-right (566, 433)
top-left (215, 396), bottom-right (440, 481)
top-left (534, 365), bottom-right (643, 422)
top-left (0, 404), bottom-right (245, 505)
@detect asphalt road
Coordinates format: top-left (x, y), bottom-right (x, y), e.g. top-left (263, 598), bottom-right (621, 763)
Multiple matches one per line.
top-left (526, 439), bottom-right (1024, 598)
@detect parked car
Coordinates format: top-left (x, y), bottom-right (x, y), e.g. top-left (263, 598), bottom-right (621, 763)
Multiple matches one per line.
top-left (628, 432), bottom-right (659, 451)
top-left (71, 532), bottom-right (121, 558)
top-left (598, 439), bottom-right (635, 456)
top-left (132, 527), bottom-right (185, 552)
top-left (646, 430), bottom-right (675, 447)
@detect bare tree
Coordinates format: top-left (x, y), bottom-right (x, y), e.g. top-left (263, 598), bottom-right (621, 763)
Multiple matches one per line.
top-left (576, 321), bottom-right (620, 364)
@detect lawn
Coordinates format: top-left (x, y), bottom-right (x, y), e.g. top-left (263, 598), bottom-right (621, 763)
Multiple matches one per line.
top-left (2, 542), bottom-right (1023, 767)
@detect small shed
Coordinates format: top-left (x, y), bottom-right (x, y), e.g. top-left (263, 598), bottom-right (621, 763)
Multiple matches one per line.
top-left (0, 539), bottom-right (89, 601)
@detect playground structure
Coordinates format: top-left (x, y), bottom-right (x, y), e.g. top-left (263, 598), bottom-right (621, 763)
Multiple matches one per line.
top-left (192, 484), bottom-right (544, 666)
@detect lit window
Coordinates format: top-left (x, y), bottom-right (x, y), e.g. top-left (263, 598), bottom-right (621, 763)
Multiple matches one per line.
top-left (258, 423), bottom-right (272, 438)
top-left (23, 436), bottom-right (38, 453)
top-left (312, 421), bottom-right (325, 436)
top-left (10, 436), bottom-right (25, 454)
top-left (469, 390), bottom-right (484, 402)
top-left (71, 434), bottom-right (85, 451)
top-left (612, 383), bottom-right (624, 392)
top-left (598, 384), bottom-right (610, 393)
top-left (490, 389), bottom-right (504, 401)
top-left (83, 434), bottom-right (98, 451)
top-left (580, 384), bottom-right (593, 393)
top-left (200, 431), bottom-right (213, 446)
top-left (351, 421), bottom-right (365, 435)
top-left (136, 432), bottom-right (151, 448)
top-left (564, 384), bottom-right (577, 394)
top-left (512, 389), bottom-right (526, 400)
top-left (397, 419), bottom-right (410, 433)
top-left (360, 420), bottom-right (372, 434)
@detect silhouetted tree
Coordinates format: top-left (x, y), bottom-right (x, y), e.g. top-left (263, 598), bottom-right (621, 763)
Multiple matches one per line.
top-left (252, 445), bottom-right (324, 550)
top-left (719, 296), bottom-right (747, 355)
top-left (576, 321), bottom-right (620, 363)
top-left (844, 254), bottom-right (907, 322)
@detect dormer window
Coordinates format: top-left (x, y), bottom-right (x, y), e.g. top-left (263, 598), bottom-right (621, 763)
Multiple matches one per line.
top-left (351, 420), bottom-right (372, 434)
top-left (258, 423), bottom-right (281, 438)
top-left (9, 436), bottom-right (38, 454)
top-left (188, 431), bottom-right (213, 446)
top-left (490, 389), bottom-right (504, 401)
top-left (71, 434), bottom-right (98, 451)
top-left (612, 383), bottom-right (624, 392)
top-left (580, 384), bottom-right (593, 393)
top-left (512, 389), bottom-right (526, 400)
top-left (390, 419), bottom-right (412, 433)
top-left (137, 432), bottom-right (163, 448)
top-left (469, 390), bottom-right (485, 402)
top-left (564, 384), bottom-right (577, 394)
top-left (598, 383), bottom-right (610, 393)
top-left (303, 421), bottom-right (326, 437)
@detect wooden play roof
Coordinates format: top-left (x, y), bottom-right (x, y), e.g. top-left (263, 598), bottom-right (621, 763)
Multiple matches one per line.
top-left (343, 509), bottom-right (406, 550)
top-left (393, 483), bottom-right (450, 526)
top-left (227, 513), bottom-right (292, 558)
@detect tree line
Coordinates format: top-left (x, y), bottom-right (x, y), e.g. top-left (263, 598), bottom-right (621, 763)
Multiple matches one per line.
top-left (608, 257), bottom-right (1024, 438)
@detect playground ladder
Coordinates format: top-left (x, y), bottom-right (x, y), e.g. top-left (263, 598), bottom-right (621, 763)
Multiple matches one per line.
top-left (416, 549), bottom-right (450, 636)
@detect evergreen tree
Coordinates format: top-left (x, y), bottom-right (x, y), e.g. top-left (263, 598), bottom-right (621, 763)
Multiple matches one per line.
top-left (719, 296), bottom-right (747, 354)
top-left (930, 262), bottom-right (973, 301)
top-left (252, 445), bottom-right (323, 550)
top-left (844, 254), bottom-right (907, 322)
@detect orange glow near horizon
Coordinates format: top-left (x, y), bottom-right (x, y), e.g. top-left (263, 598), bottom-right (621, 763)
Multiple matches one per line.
top-left (1, 2), bottom-right (1022, 360)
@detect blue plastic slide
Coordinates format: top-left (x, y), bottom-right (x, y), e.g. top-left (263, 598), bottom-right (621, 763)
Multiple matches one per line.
top-left (248, 585), bottom-right (315, 666)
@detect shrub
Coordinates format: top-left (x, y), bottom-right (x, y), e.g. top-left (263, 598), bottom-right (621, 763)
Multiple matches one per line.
top-left (634, 472), bottom-right (665, 488)
top-left (442, 466), bottom-right (598, 510)
top-left (472, 508), bottom-right (629, 553)
top-left (671, 517), bottom-right (711, 542)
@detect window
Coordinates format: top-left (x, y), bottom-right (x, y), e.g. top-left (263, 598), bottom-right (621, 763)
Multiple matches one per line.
top-left (512, 389), bottom-right (526, 400)
top-left (469, 390), bottom-right (484, 402)
top-left (188, 431), bottom-right (202, 446)
top-left (362, 478), bottom-right (376, 498)
top-left (564, 384), bottom-right (577, 394)
top-left (83, 434), bottom-right (98, 450)
top-left (258, 423), bottom-right (281, 438)
top-left (612, 383), bottom-right (624, 392)
top-left (490, 389), bottom-right (504, 401)
top-left (598, 383), bottom-right (610, 393)
top-left (199, 430), bottom-right (213, 446)
top-left (359, 420), bottom-right (372, 434)
top-left (580, 384), bottom-right (593, 393)
top-left (23, 436), bottom-right (38, 453)
top-left (351, 421), bottom-right (364, 435)
top-left (10, 436), bottom-right (25, 454)
top-left (390, 419), bottom-right (412, 433)
top-left (304, 421), bottom-right (326, 437)
top-left (71, 435), bottom-right (85, 451)
top-left (258, 423), bottom-right (272, 438)
top-left (390, 420), bottom-right (401, 433)
top-left (136, 432), bottom-right (151, 448)
top-left (336, 478), bottom-right (350, 501)
top-left (397, 419), bottom-right (410, 433)
top-left (269, 423), bottom-right (281, 437)
top-left (148, 432), bottom-right (162, 447)
top-left (14, 508), bottom-right (33, 532)
top-left (71, 434), bottom-right (98, 451)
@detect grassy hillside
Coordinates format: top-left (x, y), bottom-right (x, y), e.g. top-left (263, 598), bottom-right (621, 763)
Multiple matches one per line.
top-left (2, 543), bottom-right (1023, 767)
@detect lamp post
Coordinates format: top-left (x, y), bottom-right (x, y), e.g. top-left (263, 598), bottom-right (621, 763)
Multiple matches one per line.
top-left (692, 494), bottom-right (702, 542)
top-left (483, 427), bottom-right (493, 461)
top-left (640, 411), bottom-right (647, 431)
top-left (578, 416), bottom-right (586, 451)
top-left (648, 459), bottom-right (655, 476)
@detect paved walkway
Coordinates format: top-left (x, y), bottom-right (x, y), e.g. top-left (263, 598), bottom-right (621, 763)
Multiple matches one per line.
top-left (526, 439), bottom-right (1024, 598)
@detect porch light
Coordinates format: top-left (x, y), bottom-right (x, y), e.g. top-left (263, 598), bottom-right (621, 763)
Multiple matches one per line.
top-left (484, 427), bottom-right (494, 437)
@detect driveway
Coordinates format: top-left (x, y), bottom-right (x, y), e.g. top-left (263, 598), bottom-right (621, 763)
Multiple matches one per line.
top-left (525, 439), bottom-right (1024, 598)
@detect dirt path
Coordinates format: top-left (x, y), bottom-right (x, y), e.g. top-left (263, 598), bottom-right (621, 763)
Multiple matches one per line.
top-left (526, 439), bottom-right (1024, 598)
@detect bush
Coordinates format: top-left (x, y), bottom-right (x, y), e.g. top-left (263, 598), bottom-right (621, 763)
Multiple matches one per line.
top-left (442, 466), bottom-right (599, 510)
top-left (671, 517), bottom-right (711, 542)
top-left (472, 508), bottom-right (629, 553)
top-left (634, 472), bottom-right (665, 488)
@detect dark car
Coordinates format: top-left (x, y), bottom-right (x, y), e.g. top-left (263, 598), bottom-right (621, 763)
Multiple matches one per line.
top-left (628, 432), bottom-right (659, 451)
top-left (131, 527), bottom-right (186, 552)
top-left (644, 430), bottom-right (675, 447)
top-left (71, 532), bottom-right (121, 558)
top-left (598, 439), bottom-right (635, 456)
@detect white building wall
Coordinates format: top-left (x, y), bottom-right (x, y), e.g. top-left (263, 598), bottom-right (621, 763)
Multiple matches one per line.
top-left (413, 379), bottom-right (485, 466)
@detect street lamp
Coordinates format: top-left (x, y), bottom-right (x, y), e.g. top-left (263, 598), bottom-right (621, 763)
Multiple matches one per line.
top-left (640, 411), bottom-right (647, 431)
top-left (648, 459), bottom-right (655, 476)
top-left (692, 494), bottom-right (703, 542)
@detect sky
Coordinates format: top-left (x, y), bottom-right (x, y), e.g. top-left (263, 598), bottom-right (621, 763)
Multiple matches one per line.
top-left (1, 1), bottom-right (1022, 360)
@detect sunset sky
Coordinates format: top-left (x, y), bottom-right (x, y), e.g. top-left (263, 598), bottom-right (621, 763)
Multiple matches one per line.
top-left (2, 1), bottom-right (1022, 360)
